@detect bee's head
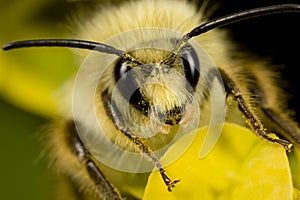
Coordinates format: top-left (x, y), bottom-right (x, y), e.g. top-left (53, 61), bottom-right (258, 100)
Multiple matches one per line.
top-left (114, 45), bottom-right (199, 125)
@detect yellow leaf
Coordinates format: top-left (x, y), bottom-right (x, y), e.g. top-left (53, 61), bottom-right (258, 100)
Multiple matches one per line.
top-left (0, 48), bottom-right (75, 117)
top-left (144, 123), bottom-right (293, 200)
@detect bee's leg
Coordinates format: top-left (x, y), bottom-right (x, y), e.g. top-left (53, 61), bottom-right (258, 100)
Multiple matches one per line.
top-left (218, 68), bottom-right (293, 152)
top-left (65, 120), bottom-right (124, 200)
top-left (102, 89), bottom-right (180, 192)
top-left (257, 94), bottom-right (300, 147)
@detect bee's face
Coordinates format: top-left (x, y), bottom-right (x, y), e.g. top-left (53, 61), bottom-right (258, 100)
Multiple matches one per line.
top-left (114, 46), bottom-right (200, 126)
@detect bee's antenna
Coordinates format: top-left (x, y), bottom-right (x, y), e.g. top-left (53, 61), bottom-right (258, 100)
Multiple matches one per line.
top-left (165, 4), bottom-right (299, 64)
top-left (2, 39), bottom-right (124, 56)
top-left (185, 4), bottom-right (300, 40)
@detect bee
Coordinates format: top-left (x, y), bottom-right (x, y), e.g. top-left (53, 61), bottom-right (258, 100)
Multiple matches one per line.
top-left (2, 1), bottom-right (300, 199)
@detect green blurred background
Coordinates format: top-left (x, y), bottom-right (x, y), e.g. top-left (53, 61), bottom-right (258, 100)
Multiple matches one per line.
top-left (0, 1), bottom-right (78, 199)
top-left (0, 0), bottom-right (299, 199)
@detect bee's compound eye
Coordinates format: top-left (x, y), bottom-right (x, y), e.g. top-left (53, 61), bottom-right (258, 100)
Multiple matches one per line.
top-left (115, 58), bottom-right (131, 83)
top-left (179, 44), bottom-right (200, 90)
top-left (114, 58), bottom-right (150, 113)
top-left (114, 58), bottom-right (137, 100)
